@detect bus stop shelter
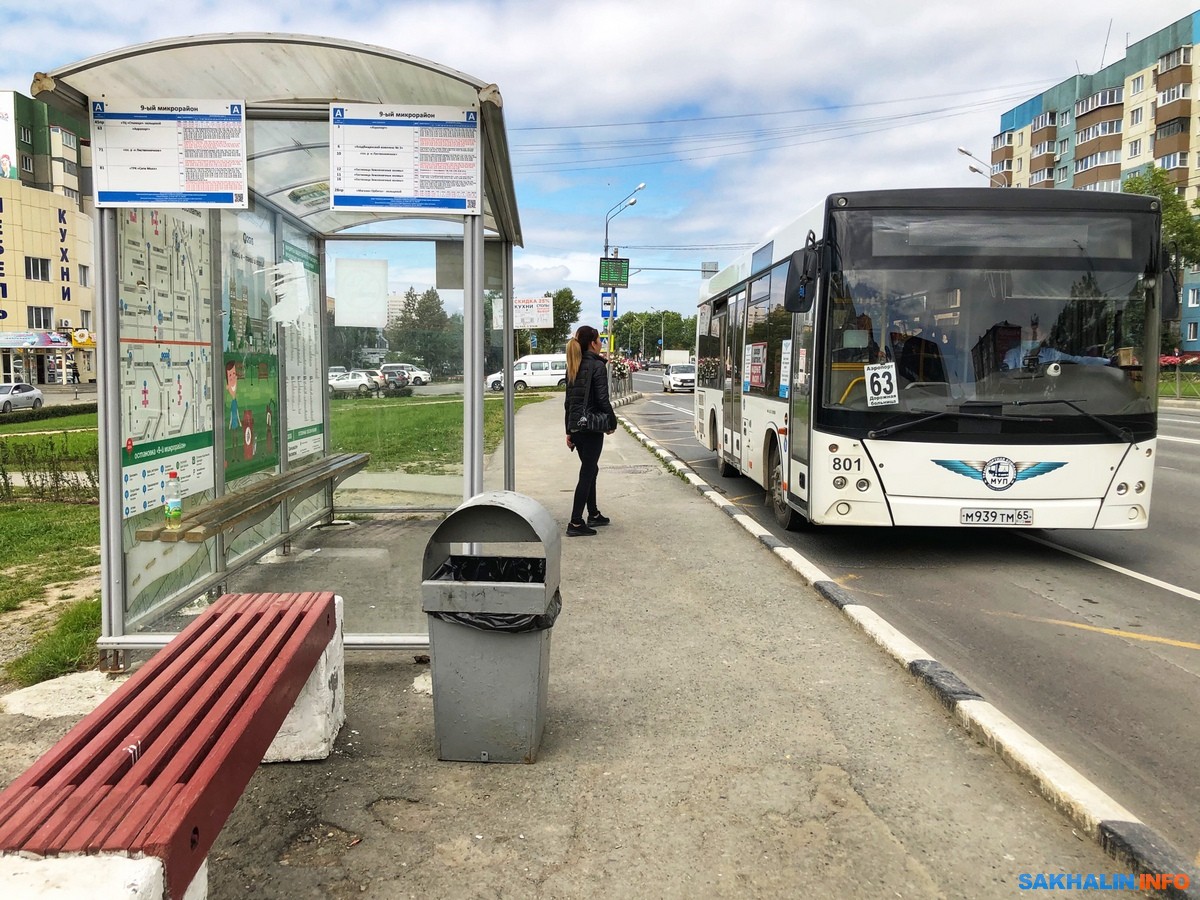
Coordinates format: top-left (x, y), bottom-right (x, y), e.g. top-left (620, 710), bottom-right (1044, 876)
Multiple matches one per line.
top-left (30, 33), bottom-right (524, 655)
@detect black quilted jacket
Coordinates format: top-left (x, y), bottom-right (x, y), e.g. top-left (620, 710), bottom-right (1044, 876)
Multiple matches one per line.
top-left (564, 350), bottom-right (614, 433)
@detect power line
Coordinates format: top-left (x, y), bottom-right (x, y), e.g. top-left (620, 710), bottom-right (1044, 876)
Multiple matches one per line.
top-left (509, 79), bottom-right (1060, 132)
top-left (510, 96), bottom-right (1026, 174)
top-left (620, 243), bottom-right (755, 251)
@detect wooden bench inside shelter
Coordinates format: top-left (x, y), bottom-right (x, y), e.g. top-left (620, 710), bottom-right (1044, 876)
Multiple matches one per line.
top-left (135, 452), bottom-right (369, 545)
top-left (0, 591), bottom-right (344, 900)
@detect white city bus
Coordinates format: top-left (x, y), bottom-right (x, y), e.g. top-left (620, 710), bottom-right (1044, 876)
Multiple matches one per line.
top-left (694, 188), bottom-right (1164, 529)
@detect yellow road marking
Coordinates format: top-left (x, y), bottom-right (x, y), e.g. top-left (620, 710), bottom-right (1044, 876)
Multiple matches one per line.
top-left (988, 610), bottom-right (1200, 650)
top-left (726, 492), bottom-right (763, 503)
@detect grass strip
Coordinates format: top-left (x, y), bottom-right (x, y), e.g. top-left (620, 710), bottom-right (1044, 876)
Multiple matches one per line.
top-left (5, 599), bottom-right (101, 687)
top-left (0, 502), bottom-right (101, 613)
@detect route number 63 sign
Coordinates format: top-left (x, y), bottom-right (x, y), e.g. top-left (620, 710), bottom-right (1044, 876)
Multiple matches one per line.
top-left (865, 362), bottom-right (899, 407)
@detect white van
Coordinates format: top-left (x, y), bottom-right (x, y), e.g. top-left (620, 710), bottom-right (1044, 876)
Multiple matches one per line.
top-left (486, 353), bottom-right (568, 391)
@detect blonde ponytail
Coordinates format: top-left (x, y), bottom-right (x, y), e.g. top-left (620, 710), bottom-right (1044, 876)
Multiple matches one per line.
top-left (567, 338), bottom-right (582, 383)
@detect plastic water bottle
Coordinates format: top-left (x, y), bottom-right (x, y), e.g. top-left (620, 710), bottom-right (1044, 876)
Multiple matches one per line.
top-left (164, 471), bottom-right (182, 531)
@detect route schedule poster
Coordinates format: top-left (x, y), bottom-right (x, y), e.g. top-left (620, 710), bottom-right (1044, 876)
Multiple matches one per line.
top-left (117, 207), bottom-right (215, 518)
top-left (91, 99), bottom-right (248, 208)
top-left (330, 103), bottom-right (481, 213)
top-left (280, 227), bottom-right (324, 462)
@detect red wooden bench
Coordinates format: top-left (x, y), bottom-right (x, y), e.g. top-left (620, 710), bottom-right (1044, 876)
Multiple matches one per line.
top-left (0, 591), bottom-right (340, 900)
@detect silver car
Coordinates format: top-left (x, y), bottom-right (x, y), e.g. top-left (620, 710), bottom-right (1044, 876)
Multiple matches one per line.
top-left (662, 364), bottom-right (696, 393)
top-left (0, 382), bottom-right (45, 413)
top-left (328, 371), bottom-right (376, 396)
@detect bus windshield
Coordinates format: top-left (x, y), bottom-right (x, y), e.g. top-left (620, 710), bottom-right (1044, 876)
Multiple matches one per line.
top-left (817, 207), bottom-right (1159, 437)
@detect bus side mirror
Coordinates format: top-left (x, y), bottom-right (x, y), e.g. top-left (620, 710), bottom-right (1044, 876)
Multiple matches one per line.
top-left (784, 247), bottom-right (818, 312)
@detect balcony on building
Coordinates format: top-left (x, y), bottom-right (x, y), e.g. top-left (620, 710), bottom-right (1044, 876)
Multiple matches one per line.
top-left (1155, 118), bottom-right (1192, 158)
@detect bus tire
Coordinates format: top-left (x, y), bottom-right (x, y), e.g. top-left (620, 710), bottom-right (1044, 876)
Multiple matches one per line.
top-left (767, 441), bottom-right (797, 530)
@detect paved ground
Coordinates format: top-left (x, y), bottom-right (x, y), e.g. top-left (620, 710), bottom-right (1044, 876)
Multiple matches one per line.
top-left (0, 395), bottom-right (1151, 898)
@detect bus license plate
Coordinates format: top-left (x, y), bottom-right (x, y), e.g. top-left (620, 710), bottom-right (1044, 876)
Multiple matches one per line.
top-left (960, 508), bottom-right (1033, 526)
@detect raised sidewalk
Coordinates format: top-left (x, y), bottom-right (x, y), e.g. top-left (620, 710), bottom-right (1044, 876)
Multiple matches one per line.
top-left (1, 395), bottom-right (1132, 899)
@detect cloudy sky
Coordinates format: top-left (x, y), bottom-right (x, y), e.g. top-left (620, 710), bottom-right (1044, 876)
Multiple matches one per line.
top-left (3, 0), bottom-right (1198, 325)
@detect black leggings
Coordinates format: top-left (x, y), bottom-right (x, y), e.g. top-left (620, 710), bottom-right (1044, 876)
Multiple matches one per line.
top-left (570, 431), bottom-right (605, 523)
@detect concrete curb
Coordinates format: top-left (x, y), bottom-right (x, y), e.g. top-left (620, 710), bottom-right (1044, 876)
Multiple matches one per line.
top-left (617, 409), bottom-right (1199, 898)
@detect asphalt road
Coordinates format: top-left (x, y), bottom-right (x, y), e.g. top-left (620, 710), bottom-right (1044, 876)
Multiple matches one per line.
top-left (627, 369), bottom-right (1200, 868)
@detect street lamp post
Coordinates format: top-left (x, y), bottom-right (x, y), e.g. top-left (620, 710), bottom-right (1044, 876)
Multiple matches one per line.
top-left (602, 183), bottom-right (646, 354)
top-left (650, 307), bottom-right (666, 362)
top-left (604, 182), bottom-right (645, 258)
top-left (957, 147), bottom-right (1004, 187)
top-left (967, 164), bottom-right (1006, 187)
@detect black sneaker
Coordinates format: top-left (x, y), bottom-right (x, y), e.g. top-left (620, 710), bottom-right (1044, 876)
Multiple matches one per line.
top-left (587, 513), bottom-right (611, 526)
top-left (566, 521), bottom-right (597, 537)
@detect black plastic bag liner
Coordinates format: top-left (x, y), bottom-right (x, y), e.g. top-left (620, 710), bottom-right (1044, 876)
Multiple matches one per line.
top-left (426, 556), bottom-right (561, 633)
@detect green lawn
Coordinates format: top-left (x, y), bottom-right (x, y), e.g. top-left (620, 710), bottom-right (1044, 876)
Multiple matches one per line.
top-left (0, 429), bottom-right (97, 461)
top-left (0, 502), bottom-right (101, 614)
top-left (328, 394), bottom-right (545, 472)
top-left (0, 412), bottom-right (99, 434)
top-left (0, 393), bottom-right (550, 473)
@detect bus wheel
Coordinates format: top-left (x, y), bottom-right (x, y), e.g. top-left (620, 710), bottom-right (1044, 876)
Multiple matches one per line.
top-left (768, 442), bottom-right (797, 530)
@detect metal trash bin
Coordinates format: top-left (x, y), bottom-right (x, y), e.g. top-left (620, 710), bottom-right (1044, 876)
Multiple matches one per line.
top-left (421, 491), bottom-right (561, 763)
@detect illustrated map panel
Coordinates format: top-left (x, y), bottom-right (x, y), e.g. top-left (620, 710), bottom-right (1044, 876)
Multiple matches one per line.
top-left (118, 208), bottom-right (215, 518)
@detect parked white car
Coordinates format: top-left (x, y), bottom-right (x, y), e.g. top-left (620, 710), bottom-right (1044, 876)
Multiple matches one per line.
top-left (351, 368), bottom-right (386, 389)
top-left (662, 363), bottom-right (696, 393)
top-left (382, 363), bottom-right (432, 386)
top-left (0, 382), bottom-right (45, 412)
top-left (328, 372), bottom-right (376, 396)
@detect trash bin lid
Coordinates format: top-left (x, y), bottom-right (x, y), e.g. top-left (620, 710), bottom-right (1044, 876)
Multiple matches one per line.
top-left (422, 491), bottom-right (560, 587)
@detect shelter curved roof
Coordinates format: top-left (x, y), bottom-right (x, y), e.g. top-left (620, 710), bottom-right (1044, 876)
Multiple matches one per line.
top-left (31, 33), bottom-right (521, 243)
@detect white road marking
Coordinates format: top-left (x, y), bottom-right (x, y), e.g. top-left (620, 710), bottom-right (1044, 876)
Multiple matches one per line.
top-left (1021, 533), bottom-right (1200, 603)
top-left (647, 399), bottom-right (692, 414)
top-left (1158, 434), bottom-right (1200, 445)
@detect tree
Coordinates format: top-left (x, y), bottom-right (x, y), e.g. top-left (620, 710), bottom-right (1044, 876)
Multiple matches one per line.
top-left (383, 286), bottom-right (458, 374)
top-left (325, 310), bottom-right (378, 369)
top-left (1123, 165), bottom-right (1200, 266)
top-left (1123, 165), bottom-right (1200, 349)
top-left (546, 287), bottom-right (582, 350)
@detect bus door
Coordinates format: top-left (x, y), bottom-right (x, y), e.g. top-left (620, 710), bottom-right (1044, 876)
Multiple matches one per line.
top-left (722, 289), bottom-right (746, 467)
top-left (788, 293), bottom-right (817, 503)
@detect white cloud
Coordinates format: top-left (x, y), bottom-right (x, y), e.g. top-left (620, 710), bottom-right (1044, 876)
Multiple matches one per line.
top-left (4, 0), bottom-right (1197, 323)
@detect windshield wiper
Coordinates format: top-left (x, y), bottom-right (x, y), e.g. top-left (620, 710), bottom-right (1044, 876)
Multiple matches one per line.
top-left (1007, 398), bottom-right (1134, 443)
top-left (868, 403), bottom-right (1050, 439)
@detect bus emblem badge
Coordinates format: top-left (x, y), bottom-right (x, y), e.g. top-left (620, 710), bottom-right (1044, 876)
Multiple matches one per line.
top-left (933, 458), bottom-right (1067, 492)
top-left (982, 457), bottom-right (1017, 491)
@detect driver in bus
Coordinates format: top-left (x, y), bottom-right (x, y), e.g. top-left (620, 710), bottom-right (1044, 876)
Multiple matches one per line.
top-left (1001, 321), bottom-right (1111, 371)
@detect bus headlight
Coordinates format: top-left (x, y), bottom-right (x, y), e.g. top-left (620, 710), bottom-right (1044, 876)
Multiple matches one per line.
top-left (1116, 482), bottom-right (1128, 495)
top-left (856, 479), bottom-right (870, 492)
top-left (833, 476), bottom-right (847, 489)
top-left (1134, 481), bottom-right (1146, 494)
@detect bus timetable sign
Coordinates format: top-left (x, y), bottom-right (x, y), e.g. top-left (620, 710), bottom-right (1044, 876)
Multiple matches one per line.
top-left (598, 257), bottom-right (630, 288)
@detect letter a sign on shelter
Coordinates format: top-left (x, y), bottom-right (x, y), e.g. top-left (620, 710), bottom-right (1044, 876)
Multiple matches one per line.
top-left (330, 104), bottom-right (482, 213)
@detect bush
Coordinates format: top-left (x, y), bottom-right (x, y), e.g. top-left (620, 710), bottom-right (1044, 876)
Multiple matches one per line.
top-left (0, 402), bottom-right (98, 424)
top-left (0, 436), bottom-right (100, 502)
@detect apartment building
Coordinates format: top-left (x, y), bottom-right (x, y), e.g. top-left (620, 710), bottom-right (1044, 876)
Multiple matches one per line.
top-left (0, 90), bottom-right (95, 383)
top-left (992, 13), bottom-right (1200, 354)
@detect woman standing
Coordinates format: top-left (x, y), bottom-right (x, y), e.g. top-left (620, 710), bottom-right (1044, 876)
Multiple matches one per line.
top-left (564, 325), bottom-right (616, 536)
